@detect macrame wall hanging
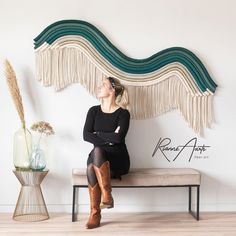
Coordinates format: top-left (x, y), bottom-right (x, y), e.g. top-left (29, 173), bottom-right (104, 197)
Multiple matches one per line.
top-left (34, 20), bottom-right (217, 135)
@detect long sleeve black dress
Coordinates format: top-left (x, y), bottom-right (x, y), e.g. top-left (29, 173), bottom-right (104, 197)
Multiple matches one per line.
top-left (83, 105), bottom-right (130, 177)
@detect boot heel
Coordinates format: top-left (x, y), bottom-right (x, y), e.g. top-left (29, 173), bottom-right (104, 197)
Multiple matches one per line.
top-left (100, 199), bottom-right (114, 209)
top-left (107, 204), bottom-right (114, 209)
top-left (100, 204), bottom-right (114, 209)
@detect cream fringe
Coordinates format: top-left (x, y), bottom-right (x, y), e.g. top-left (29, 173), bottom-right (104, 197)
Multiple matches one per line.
top-left (35, 46), bottom-right (214, 136)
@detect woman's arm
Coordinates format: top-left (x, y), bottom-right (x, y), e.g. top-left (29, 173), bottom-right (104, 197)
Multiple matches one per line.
top-left (97, 110), bottom-right (130, 143)
top-left (83, 107), bottom-right (108, 146)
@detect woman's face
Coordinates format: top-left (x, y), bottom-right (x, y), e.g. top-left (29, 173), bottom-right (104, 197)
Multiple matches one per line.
top-left (97, 78), bottom-right (114, 98)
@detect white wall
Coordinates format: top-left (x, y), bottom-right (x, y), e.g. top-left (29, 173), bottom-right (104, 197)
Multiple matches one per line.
top-left (0, 0), bottom-right (235, 213)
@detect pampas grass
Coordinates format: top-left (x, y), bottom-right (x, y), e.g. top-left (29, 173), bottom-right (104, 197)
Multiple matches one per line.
top-left (4, 59), bottom-right (26, 128)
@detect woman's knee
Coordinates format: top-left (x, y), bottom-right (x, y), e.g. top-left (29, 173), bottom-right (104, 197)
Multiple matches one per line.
top-left (91, 147), bottom-right (108, 166)
top-left (86, 163), bottom-right (95, 174)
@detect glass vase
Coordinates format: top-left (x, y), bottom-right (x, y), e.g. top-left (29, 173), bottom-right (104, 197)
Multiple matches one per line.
top-left (13, 127), bottom-right (32, 170)
top-left (30, 145), bottom-right (46, 171)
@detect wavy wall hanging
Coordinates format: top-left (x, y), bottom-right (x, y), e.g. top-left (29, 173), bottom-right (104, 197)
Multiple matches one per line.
top-left (34, 20), bottom-right (217, 135)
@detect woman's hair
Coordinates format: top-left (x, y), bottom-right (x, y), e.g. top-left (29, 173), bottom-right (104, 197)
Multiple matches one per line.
top-left (107, 76), bottom-right (129, 110)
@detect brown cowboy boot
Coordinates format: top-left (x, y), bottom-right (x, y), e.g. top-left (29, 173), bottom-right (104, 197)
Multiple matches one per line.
top-left (86, 183), bottom-right (102, 229)
top-left (93, 161), bottom-right (114, 209)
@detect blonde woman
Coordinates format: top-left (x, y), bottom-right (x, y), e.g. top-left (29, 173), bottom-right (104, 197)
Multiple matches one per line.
top-left (83, 76), bottom-right (130, 229)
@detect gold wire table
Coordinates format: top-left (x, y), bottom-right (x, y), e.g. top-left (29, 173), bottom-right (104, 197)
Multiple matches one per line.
top-left (13, 169), bottom-right (49, 221)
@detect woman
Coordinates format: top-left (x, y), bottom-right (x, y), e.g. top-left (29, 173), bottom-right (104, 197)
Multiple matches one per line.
top-left (83, 76), bottom-right (130, 229)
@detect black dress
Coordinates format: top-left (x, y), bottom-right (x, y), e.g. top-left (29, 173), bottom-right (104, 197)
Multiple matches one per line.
top-left (83, 105), bottom-right (130, 177)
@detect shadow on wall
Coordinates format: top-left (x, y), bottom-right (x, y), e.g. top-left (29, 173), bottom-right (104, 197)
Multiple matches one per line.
top-left (22, 67), bottom-right (45, 120)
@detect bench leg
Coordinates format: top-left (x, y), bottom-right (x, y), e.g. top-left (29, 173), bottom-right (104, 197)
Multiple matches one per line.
top-left (188, 185), bottom-right (200, 221)
top-left (197, 185), bottom-right (200, 220)
top-left (72, 186), bottom-right (77, 222)
top-left (188, 186), bottom-right (192, 212)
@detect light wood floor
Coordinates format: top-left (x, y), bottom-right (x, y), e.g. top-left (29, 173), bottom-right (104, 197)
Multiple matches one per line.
top-left (0, 212), bottom-right (236, 236)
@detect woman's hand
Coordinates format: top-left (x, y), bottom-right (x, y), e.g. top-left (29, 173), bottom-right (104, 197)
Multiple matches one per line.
top-left (115, 126), bottom-right (120, 133)
top-left (108, 126), bottom-right (120, 145)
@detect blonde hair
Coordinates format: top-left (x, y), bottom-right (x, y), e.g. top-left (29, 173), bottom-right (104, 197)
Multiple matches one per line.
top-left (107, 77), bottom-right (129, 110)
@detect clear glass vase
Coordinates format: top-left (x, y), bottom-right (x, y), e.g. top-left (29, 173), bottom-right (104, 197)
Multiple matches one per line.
top-left (30, 145), bottom-right (46, 171)
top-left (13, 127), bottom-right (32, 170)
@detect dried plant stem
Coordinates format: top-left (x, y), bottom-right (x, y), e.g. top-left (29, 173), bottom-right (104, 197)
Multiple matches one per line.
top-left (23, 128), bottom-right (30, 159)
top-left (37, 133), bottom-right (43, 147)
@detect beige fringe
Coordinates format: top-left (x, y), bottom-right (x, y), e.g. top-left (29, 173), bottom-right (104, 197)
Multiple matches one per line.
top-left (35, 45), bottom-right (214, 136)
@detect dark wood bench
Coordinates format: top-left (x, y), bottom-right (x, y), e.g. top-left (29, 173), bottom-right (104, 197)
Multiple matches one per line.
top-left (72, 168), bottom-right (201, 222)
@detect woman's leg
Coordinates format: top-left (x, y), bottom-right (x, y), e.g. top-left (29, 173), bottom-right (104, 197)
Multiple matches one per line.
top-left (86, 155), bottom-right (98, 187)
top-left (85, 154), bottom-right (101, 229)
top-left (90, 147), bottom-right (114, 209)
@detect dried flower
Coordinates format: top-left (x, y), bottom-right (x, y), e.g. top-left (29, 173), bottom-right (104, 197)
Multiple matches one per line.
top-left (4, 59), bottom-right (26, 128)
top-left (31, 121), bottom-right (55, 136)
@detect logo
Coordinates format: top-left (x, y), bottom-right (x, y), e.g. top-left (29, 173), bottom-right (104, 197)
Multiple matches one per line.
top-left (152, 137), bottom-right (210, 162)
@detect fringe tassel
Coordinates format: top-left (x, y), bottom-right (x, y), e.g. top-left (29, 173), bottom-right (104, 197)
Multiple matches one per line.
top-left (35, 47), bottom-right (214, 136)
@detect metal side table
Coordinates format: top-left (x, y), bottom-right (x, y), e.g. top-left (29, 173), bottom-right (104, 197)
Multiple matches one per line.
top-left (13, 169), bottom-right (49, 221)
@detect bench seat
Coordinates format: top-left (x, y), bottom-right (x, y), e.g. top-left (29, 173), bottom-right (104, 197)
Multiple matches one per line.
top-left (72, 168), bottom-right (201, 187)
top-left (72, 168), bottom-right (201, 222)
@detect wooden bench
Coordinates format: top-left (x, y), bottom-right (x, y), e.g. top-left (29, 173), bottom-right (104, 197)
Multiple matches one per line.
top-left (72, 168), bottom-right (201, 222)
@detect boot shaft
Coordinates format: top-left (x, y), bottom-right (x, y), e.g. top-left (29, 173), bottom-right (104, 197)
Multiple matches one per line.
top-left (88, 183), bottom-right (101, 213)
top-left (93, 161), bottom-right (113, 206)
